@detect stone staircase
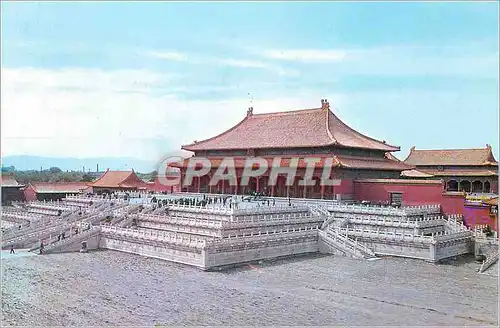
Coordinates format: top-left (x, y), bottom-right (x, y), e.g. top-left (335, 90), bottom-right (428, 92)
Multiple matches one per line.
top-left (37, 226), bottom-right (101, 254)
top-left (310, 205), bottom-right (347, 229)
top-left (442, 215), bottom-right (470, 233)
top-left (3, 223), bottom-right (73, 250)
top-left (2, 208), bottom-right (107, 249)
top-left (310, 204), bottom-right (376, 260)
top-left (479, 249), bottom-right (499, 274)
top-left (117, 214), bottom-right (137, 228)
top-left (319, 228), bottom-right (377, 259)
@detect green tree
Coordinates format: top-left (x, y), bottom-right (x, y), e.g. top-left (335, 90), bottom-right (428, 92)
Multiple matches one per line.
top-left (149, 170), bottom-right (158, 182)
top-left (81, 173), bottom-right (94, 182)
top-left (1, 165), bottom-right (15, 172)
top-left (49, 167), bottom-right (62, 174)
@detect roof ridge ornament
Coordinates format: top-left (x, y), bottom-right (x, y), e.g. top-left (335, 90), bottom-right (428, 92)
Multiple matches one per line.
top-left (321, 98), bottom-right (330, 111)
top-left (247, 92), bottom-right (254, 116)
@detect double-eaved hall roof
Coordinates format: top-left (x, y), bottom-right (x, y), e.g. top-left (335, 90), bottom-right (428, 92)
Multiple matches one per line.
top-left (183, 100), bottom-right (399, 152)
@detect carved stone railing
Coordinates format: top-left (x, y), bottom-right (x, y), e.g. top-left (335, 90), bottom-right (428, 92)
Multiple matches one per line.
top-left (320, 228), bottom-right (376, 259)
top-left (65, 195), bottom-right (129, 204)
top-left (39, 226), bottom-right (101, 254)
top-left (1, 221), bottom-right (18, 229)
top-left (1, 208), bottom-right (43, 219)
top-left (2, 216), bottom-right (55, 241)
top-left (401, 204), bottom-right (441, 215)
top-left (117, 214), bottom-right (137, 228)
top-left (226, 215), bottom-right (320, 229)
top-left (26, 208), bottom-right (60, 216)
top-left (231, 211), bottom-right (314, 224)
top-left (27, 202), bottom-right (80, 212)
top-left (101, 226), bottom-right (207, 250)
top-left (328, 204), bottom-right (405, 216)
top-left (1, 214), bottom-right (30, 225)
top-left (327, 203), bottom-right (441, 217)
top-left (168, 204), bottom-right (233, 215)
top-left (433, 230), bottom-right (474, 243)
top-left (2, 222), bottom-right (75, 248)
top-left (337, 227), bottom-right (434, 243)
top-left (442, 216), bottom-right (470, 233)
top-left (208, 229), bottom-right (317, 251)
top-left (2, 208), bottom-right (102, 244)
top-left (479, 250), bottom-right (499, 273)
top-left (314, 203), bottom-right (377, 259)
top-left (139, 214), bottom-right (224, 228)
top-left (233, 205), bottom-right (310, 216)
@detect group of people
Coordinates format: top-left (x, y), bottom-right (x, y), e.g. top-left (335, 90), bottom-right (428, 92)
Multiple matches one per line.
top-left (151, 196), bottom-right (222, 208)
top-left (150, 194), bottom-right (288, 210)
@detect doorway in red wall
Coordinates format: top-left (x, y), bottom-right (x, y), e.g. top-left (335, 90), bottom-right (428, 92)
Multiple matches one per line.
top-left (390, 192), bottom-right (403, 206)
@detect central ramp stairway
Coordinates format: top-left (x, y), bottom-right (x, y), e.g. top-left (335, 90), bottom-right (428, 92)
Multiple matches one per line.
top-left (32, 226), bottom-right (102, 254)
top-left (312, 205), bottom-right (376, 259)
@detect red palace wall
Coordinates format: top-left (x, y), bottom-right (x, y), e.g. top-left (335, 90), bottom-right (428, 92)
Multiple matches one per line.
top-left (463, 204), bottom-right (497, 232)
top-left (23, 185), bottom-right (37, 202)
top-left (147, 177), bottom-right (180, 193)
top-left (353, 181), bottom-right (445, 206)
top-left (491, 181), bottom-right (499, 194)
top-left (353, 179), bottom-right (497, 230)
top-left (440, 193), bottom-right (465, 215)
top-left (335, 179), bottom-right (354, 198)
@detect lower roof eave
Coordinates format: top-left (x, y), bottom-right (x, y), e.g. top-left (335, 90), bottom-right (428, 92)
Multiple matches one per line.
top-left (338, 165), bottom-right (411, 171)
top-left (424, 172), bottom-right (498, 177)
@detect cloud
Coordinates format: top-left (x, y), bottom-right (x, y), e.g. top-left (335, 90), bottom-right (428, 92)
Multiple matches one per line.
top-left (252, 44), bottom-right (498, 78)
top-left (221, 59), bottom-right (271, 69)
top-left (146, 51), bottom-right (189, 61)
top-left (0, 67), bottom-right (331, 160)
top-left (218, 58), bottom-right (299, 76)
top-left (2, 66), bottom-right (497, 163)
top-left (262, 49), bottom-right (348, 62)
top-left (1, 67), bottom-right (172, 93)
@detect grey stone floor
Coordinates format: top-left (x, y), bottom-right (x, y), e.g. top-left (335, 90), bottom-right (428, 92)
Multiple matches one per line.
top-left (1, 250), bottom-right (498, 326)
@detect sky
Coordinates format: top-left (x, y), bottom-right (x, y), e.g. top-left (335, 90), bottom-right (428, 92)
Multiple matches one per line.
top-left (1, 1), bottom-right (499, 164)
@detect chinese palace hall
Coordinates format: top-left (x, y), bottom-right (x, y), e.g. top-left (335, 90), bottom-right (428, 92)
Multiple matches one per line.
top-left (178, 99), bottom-right (414, 198)
top-left (177, 99), bottom-right (498, 202)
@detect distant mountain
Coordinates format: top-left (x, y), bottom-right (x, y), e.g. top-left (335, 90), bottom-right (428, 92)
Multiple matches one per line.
top-left (1, 155), bottom-right (158, 173)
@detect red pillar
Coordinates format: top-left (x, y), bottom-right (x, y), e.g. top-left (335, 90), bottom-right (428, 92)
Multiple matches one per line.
top-left (302, 172), bottom-right (306, 198)
top-left (197, 176), bottom-right (201, 193)
top-left (256, 177), bottom-right (260, 193)
top-left (208, 174), bottom-right (212, 194)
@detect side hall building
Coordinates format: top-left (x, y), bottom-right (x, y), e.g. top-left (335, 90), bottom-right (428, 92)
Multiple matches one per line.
top-left (1, 174), bottom-right (25, 204)
top-left (91, 169), bottom-right (149, 194)
top-left (404, 146), bottom-right (498, 194)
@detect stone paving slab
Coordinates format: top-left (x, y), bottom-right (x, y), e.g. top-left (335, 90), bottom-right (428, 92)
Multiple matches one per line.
top-left (1, 251), bottom-right (497, 326)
